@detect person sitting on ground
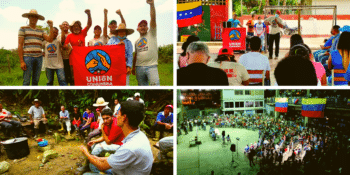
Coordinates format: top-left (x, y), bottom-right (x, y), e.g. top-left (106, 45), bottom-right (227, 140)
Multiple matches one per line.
top-left (177, 41), bottom-right (229, 85)
top-left (88, 108), bottom-right (101, 141)
top-left (80, 107), bottom-right (94, 138)
top-left (71, 105), bottom-right (82, 135)
top-left (152, 105), bottom-right (173, 141)
top-left (156, 136), bottom-right (173, 162)
top-left (78, 108), bottom-right (125, 174)
top-left (328, 27), bottom-right (350, 86)
top-left (79, 100), bottom-right (153, 175)
top-left (0, 102), bottom-right (24, 138)
top-left (87, 97), bottom-right (111, 142)
top-left (208, 47), bottom-right (249, 86)
top-left (59, 105), bottom-right (72, 136)
top-left (274, 55), bottom-right (318, 86)
top-left (113, 99), bottom-right (120, 116)
top-left (239, 36), bottom-right (271, 85)
top-left (126, 92), bottom-right (145, 104)
top-left (178, 35), bottom-right (200, 68)
top-left (28, 99), bottom-right (48, 138)
top-left (288, 44), bottom-right (327, 86)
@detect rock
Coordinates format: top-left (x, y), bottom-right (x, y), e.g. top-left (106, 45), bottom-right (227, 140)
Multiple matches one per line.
top-left (0, 161), bottom-right (10, 174)
top-left (38, 145), bottom-right (52, 152)
top-left (42, 150), bottom-right (58, 163)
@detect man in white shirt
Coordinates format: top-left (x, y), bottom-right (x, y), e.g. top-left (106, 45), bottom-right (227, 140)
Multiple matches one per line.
top-left (28, 99), bottom-right (48, 138)
top-left (127, 92), bottom-right (145, 104)
top-left (239, 36), bottom-right (271, 85)
top-left (59, 105), bottom-right (71, 136)
top-left (264, 10), bottom-right (285, 59)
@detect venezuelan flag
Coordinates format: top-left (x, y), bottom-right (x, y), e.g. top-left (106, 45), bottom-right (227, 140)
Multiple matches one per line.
top-left (177, 1), bottom-right (203, 28)
top-left (301, 98), bottom-right (327, 118)
top-left (275, 98), bottom-right (288, 113)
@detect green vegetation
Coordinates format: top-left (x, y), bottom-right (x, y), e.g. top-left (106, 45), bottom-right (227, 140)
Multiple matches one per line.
top-left (0, 44), bottom-right (173, 86)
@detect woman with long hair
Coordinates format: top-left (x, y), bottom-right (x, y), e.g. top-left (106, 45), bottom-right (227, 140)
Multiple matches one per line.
top-left (328, 27), bottom-right (350, 86)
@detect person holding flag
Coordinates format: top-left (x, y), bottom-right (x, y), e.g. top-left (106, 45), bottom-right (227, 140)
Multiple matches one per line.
top-left (107, 23), bottom-right (134, 85)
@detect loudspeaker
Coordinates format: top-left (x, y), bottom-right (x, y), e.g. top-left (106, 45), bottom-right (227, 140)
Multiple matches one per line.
top-left (222, 21), bottom-right (227, 28)
top-left (227, 21), bottom-right (232, 28)
top-left (230, 144), bottom-right (236, 152)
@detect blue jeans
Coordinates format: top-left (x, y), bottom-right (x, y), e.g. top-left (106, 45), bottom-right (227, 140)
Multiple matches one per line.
top-left (46, 68), bottom-right (67, 86)
top-left (259, 35), bottom-right (265, 51)
top-left (126, 74), bottom-right (130, 85)
top-left (136, 65), bottom-right (160, 86)
top-left (89, 163), bottom-right (113, 174)
top-left (23, 56), bottom-right (43, 85)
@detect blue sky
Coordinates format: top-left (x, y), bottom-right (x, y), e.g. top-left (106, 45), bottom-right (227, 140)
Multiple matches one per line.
top-left (0, 0), bottom-right (173, 49)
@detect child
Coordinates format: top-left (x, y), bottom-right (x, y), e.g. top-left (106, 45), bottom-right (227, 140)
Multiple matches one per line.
top-left (254, 16), bottom-right (266, 52)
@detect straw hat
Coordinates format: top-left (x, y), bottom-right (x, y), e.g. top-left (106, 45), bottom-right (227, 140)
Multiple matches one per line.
top-left (32, 99), bottom-right (42, 104)
top-left (70, 21), bottom-right (82, 32)
top-left (22, 9), bottom-right (45, 20)
top-left (112, 23), bottom-right (134, 35)
top-left (93, 97), bottom-right (109, 107)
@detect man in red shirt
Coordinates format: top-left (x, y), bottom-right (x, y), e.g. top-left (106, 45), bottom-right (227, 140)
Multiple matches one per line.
top-left (78, 108), bottom-right (124, 173)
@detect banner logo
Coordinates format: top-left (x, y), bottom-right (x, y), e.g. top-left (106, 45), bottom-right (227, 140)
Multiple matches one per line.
top-left (137, 38), bottom-right (147, 48)
top-left (47, 44), bottom-right (57, 53)
top-left (229, 30), bottom-right (241, 41)
top-left (85, 50), bottom-right (111, 75)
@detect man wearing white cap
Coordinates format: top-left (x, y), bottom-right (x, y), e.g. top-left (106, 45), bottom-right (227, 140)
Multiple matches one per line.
top-left (19, 9), bottom-right (55, 85)
top-left (127, 92), bottom-right (145, 104)
top-left (28, 99), bottom-right (48, 138)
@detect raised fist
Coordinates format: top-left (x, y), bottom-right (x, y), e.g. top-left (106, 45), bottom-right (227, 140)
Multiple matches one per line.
top-left (116, 9), bottom-right (122, 16)
top-left (47, 20), bottom-right (53, 27)
top-left (85, 9), bottom-right (91, 15)
top-left (146, 0), bottom-right (154, 5)
top-left (104, 9), bottom-right (108, 14)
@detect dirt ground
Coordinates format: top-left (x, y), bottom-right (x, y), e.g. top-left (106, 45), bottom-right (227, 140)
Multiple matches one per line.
top-left (0, 132), bottom-right (170, 175)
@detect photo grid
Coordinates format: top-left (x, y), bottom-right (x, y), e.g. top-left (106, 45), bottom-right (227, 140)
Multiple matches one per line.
top-left (1, 0), bottom-right (350, 175)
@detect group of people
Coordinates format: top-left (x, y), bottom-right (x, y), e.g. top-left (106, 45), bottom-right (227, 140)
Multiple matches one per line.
top-left (178, 9), bottom-right (350, 86)
top-left (1, 92), bottom-right (174, 174)
top-left (18, 0), bottom-right (160, 86)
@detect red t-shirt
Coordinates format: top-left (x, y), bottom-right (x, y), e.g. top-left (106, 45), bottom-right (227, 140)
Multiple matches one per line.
top-left (64, 27), bottom-right (88, 47)
top-left (103, 117), bottom-right (124, 145)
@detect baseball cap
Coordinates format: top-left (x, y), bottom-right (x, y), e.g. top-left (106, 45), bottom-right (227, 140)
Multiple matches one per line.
top-left (109, 20), bottom-right (117, 25)
top-left (138, 20), bottom-right (147, 27)
top-left (134, 92), bottom-right (141, 97)
top-left (218, 47), bottom-right (234, 56)
top-left (165, 105), bottom-right (173, 109)
top-left (276, 10), bottom-right (281, 15)
top-left (94, 25), bottom-right (101, 30)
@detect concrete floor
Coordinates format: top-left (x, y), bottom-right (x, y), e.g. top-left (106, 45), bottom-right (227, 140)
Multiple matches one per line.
top-left (177, 126), bottom-right (259, 175)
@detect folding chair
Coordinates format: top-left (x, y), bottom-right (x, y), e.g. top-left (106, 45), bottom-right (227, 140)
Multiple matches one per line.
top-left (247, 70), bottom-right (265, 86)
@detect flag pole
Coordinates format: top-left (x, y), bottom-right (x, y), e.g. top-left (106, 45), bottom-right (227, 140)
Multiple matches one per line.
top-left (228, 0), bottom-right (232, 20)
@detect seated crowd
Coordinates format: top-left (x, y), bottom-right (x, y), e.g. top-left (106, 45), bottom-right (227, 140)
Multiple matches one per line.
top-left (178, 25), bottom-right (350, 86)
top-left (1, 93), bottom-right (174, 175)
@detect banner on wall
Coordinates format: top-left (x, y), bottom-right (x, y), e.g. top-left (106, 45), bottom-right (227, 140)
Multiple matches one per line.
top-left (177, 1), bottom-right (203, 28)
top-left (301, 98), bottom-right (327, 118)
top-left (222, 27), bottom-right (246, 51)
top-left (210, 5), bottom-right (227, 40)
top-left (275, 98), bottom-right (288, 113)
top-left (70, 45), bottom-right (126, 86)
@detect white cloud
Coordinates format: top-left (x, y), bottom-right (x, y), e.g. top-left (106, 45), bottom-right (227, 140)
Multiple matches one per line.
top-left (0, 29), bottom-right (18, 50)
top-left (0, 6), bottom-right (29, 23)
top-left (59, 0), bottom-right (76, 10)
top-left (156, 0), bottom-right (173, 14)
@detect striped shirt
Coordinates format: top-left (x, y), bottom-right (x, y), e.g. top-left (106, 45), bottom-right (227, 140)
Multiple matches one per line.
top-left (19, 26), bottom-right (45, 57)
